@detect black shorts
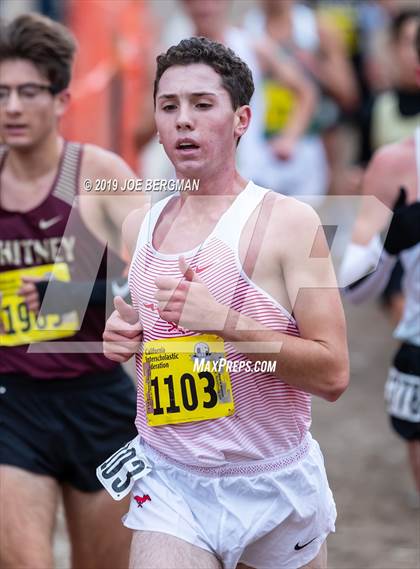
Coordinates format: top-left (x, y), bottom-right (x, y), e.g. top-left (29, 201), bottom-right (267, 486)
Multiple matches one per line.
top-left (390, 416), bottom-right (420, 441)
top-left (0, 366), bottom-right (137, 491)
top-left (388, 343), bottom-right (420, 442)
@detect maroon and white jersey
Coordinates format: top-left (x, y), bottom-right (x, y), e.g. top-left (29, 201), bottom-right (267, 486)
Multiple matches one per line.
top-left (129, 182), bottom-right (312, 468)
top-left (0, 142), bottom-right (124, 379)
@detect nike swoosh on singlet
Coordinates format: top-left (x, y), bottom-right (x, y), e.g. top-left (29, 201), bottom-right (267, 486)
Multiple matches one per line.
top-left (294, 537), bottom-right (317, 551)
top-left (195, 264), bottom-right (212, 274)
top-left (38, 215), bottom-right (63, 230)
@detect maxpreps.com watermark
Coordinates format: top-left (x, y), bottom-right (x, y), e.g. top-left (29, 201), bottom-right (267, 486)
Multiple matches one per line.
top-left (193, 358), bottom-right (277, 374)
top-left (83, 178), bottom-right (200, 192)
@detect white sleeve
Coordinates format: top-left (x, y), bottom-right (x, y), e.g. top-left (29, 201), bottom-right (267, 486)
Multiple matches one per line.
top-left (339, 235), bottom-right (398, 304)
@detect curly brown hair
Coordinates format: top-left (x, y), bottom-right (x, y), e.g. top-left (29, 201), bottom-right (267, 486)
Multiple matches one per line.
top-left (154, 36), bottom-right (254, 110)
top-left (0, 13), bottom-right (76, 93)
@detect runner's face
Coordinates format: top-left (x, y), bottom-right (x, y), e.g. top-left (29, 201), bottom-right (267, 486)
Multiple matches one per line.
top-left (155, 63), bottom-right (245, 179)
top-left (0, 59), bottom-right (68, 149)
top-left (182, 0), bottom-right (229, 36)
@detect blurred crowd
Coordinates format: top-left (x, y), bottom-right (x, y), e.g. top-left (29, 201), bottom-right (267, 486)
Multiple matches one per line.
top-left (1, 0), bottom-right (419, 198)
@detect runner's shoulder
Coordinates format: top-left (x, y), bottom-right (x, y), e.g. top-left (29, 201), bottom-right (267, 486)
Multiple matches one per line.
top-left (80, 143), bottom-right (136, 180)
top-left (268, 192), bottom-right (321, 235)
top-left (265, 192), bottom-right (323, 259)
top-left (363, 137), bottom-right (414, 205)
top-left (367, 138), bottom-right (414, 182)
top-left (122, 204), bottom-right (151, 256)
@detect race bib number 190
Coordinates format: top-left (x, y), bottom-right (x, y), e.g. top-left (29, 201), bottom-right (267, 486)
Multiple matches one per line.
top-left (0, 263), bottom-right (79, 346)
top-left (143, 334), bottom-right (235, 426)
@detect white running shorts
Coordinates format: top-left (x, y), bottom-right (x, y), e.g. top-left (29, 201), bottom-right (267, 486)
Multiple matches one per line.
top-left (122, 434), bottom-right (337, 569)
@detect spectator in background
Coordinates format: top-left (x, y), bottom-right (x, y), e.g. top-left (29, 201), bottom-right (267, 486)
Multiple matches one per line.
top-left (137, 0), bottom-right (316, 191)
top-left (243, 0), bottom-right (359, 199)
top-left (303, 0), bottom-right (417, 192)
top-left (310, 0), bottom-right (389, 171)
top-left (370, 9), bottom-right (420, 152)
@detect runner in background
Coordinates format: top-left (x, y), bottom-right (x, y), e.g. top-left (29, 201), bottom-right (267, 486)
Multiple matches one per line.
top-left (339, 22), bottom-right (420, 502)
top-left (243, 0), bottom-right (359, 198)
top-left (369, 9), bottom-right (420, 325)
top-left (312, 0), bottom-right (415, 166)
top-left (370, 9), bottom-right (420, 153)
top-left (0, 13), bottom-right (143, 568)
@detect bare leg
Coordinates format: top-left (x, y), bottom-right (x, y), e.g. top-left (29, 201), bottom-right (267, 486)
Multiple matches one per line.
top-left (407, 440), bottom-right (420, 493)
top-left (129, 531), bottom-right (221, 569)
top-left (63, 484), bottom-right (131, 569)
top-left (0, 465), bottom-right (59, 569)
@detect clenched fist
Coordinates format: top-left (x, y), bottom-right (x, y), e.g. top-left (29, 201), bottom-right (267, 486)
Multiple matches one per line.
top-left (103, 296), bottom-right (142, 362)
top-left (154, 256), bottom-right (228, 333)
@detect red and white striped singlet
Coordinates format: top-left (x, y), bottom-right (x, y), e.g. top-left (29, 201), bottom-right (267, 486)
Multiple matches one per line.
top-left (129, 182), bottom-right (312, 469)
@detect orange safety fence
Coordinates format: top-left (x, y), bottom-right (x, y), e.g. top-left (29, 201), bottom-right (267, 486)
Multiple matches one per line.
top-left (61, 0), bottom-right (156, 172)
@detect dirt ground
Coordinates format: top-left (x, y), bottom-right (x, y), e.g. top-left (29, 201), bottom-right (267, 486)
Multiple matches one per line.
top-left (53, 298), bottom-right (419, 569)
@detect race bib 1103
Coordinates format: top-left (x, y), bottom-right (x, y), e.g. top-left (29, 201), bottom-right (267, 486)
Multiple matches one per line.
top-left (143, 334), bottom-right (235, 427)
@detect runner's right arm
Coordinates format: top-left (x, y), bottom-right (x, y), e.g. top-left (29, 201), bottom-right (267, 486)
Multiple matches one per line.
top-left (103, 206), bottom-right (149, 362)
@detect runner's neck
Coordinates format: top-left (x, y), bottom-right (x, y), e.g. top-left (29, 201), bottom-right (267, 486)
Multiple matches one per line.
top-left (176, 168), bottom-right (244, 200)
top-left (4, 134), bottom-right (64, 183)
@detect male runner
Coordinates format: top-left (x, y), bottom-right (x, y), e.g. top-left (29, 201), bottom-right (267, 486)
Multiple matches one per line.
top-left (0, 14), bottom-right (141, 568)
top-left (370, 9), bottom-right (420, 325)
top-left (340, 23), bottom-right (420, 499)
top-left (102, 37), bottom-right (349, 569)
